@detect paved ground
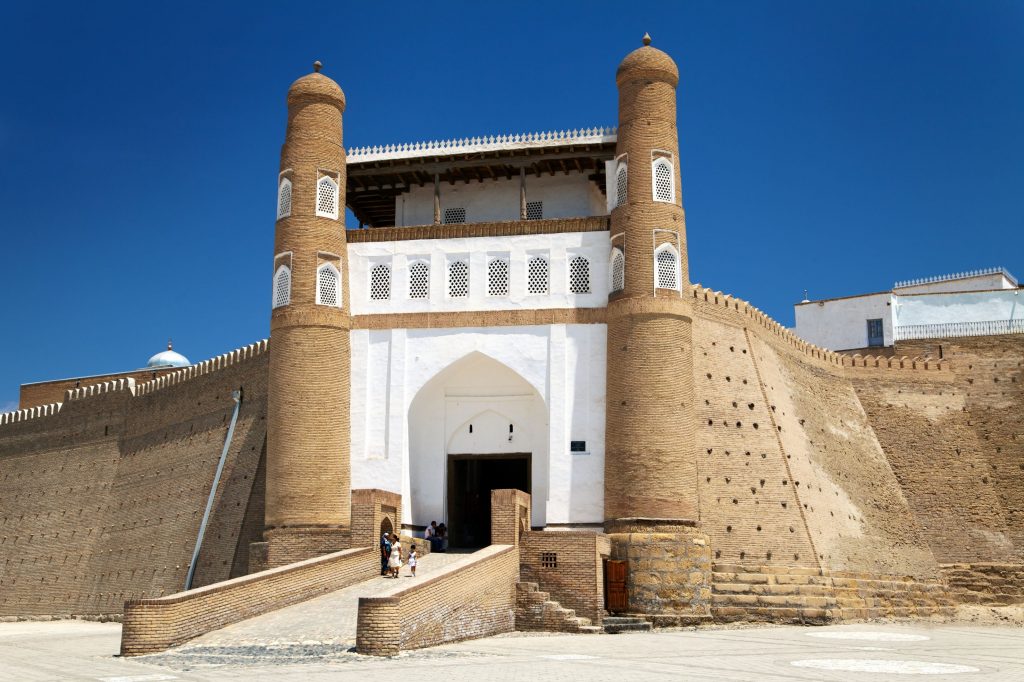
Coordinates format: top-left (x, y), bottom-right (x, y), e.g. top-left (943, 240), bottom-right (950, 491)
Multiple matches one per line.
top-left (2, 619), bottom-right (1023, 681)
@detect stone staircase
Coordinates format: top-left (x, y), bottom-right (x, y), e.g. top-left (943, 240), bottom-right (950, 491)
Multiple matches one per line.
top-left (711, 563), bottom-right (957, 624)
top-left (516, 583), bottom-right (601, 634)
top-left (602, 616), bottom-right (652, 634)
top-left (941, 563), bottom-right (1024, 606)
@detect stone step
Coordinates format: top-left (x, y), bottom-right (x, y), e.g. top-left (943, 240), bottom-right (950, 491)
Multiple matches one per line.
top-left (604, 620), bottom-right (653, 634)
top-left (603, 616), bottom-right (649, 625)
top-left (713, 564), bottom-right (824, 576)
top-left (579, 625), bottom-right (603, 634)
top-left (712, 593), bottom-right (836, 609)
top-left (713, 605), bottom-right (834, 624)
top-left (712, 582), bottom-right (833, 597)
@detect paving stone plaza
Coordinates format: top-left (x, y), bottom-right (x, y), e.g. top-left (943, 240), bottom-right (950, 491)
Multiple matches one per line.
top-left (3, 619), bottom-right (1023, 681)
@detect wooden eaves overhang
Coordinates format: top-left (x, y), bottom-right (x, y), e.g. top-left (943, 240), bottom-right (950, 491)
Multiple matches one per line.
top-left (345, 133), bottom-right (616, 228)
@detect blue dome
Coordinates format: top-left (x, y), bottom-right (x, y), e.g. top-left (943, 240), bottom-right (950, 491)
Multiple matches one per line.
top-left (147, 342), bottom-right (190, 368)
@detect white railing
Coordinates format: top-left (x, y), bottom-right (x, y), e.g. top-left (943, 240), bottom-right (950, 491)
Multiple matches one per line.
top-left (894, 266), bottom-right (1015, 290)
top-left (347, 127), bottom-right (617, 162)
top-left (894, 318), bottom-right (1024, 341)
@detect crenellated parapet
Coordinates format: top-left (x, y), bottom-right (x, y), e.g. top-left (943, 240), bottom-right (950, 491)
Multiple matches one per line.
top-left (0, 401), bottom-right (63, 426)
top-left (64, 377), bottom-right (137, 402)
top-left (135, 339), bottom-right (268, 397)
top-left (691, 284), bottom-right (948, 373)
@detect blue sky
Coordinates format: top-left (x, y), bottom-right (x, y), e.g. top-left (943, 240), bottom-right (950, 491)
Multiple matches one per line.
top-left (0, 1), bottom-right (1021, 409)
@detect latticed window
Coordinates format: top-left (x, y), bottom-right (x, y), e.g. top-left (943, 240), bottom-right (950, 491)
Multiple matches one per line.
top-left (272, 265), bottom-right (291, 309)
top-left (443, 207), bottom-right (467, 224)
top-left (653, 157), bottom-right (675, 203)
top-left (276, 178), bottom-right (292, 220)
top-left (527, 256), bottom-right (549, 295)
top-left (448, 260), bottom-right (469, 297)
top-left (616, 164), bottom-right (628, 208)
top-left (526, 201), bottom-right (543, 221)
top-left (655, 245), bottom-right (680, 290)
top-left (569, 256), bottom-right (591, 294)
top-left (316, 175), bottom-right (339, 219)
top-left (409, 260), bottom-right (430, 299)
top-left (316, 263), bottom-right (341, 307)
top-left (610, 248), bottom-right (625, 293)
top-left (488, 258), bottom-right (509, 296)
top-left (370, 263), bottom-right (391, 301)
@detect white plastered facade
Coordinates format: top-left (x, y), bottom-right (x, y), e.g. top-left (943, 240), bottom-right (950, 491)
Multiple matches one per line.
top-left (347, 232), bottom-right (610, 531)
top-left (348, 231), bottom-right (611, 314)
top-left (349, 324), bottom-right (607, 530)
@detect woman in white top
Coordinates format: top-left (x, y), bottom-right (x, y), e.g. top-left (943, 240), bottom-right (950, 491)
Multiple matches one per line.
top-left (388, 535), bottom-right (402, 578)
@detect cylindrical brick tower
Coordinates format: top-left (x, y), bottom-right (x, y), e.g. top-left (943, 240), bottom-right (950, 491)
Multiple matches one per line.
top-left (604, 37), bottom-right (709, 619)
top-left (264, 62), bottom-right (352, 567)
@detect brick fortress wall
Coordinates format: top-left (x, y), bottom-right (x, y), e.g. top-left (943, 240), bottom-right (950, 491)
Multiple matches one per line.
top-left (690, 286), bottom-right (944, 578)
top-left (0, 341), bottom-right (270, 619)
top-left (852, 335), bottom-right (1024, 564)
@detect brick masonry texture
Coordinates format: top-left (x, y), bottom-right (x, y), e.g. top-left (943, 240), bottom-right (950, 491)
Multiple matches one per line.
top-left (356, 545), bottom-right (518, 656)
top-left (0, 344), bottom-right (269, 619)
top-left (266, 69), bottom-right (352, 564)
top-left (519, 530), bottom-right (610, 623)
top-left (605, 43), bottom-right (697, 524)
top-left (120, 546), bottom-right (377, 656)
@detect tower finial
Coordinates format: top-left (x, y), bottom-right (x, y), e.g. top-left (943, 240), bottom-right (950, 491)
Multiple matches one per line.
top-left (642, 32), bottom-right (652, 46)
top-left (167, 338), bottom-right (173, 351)
top-left (313, 60), bottom-right (323, 73)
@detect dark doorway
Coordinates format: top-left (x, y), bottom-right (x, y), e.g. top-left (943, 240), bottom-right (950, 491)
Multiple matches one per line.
top-left (447, 454), bottom-right (530, 548)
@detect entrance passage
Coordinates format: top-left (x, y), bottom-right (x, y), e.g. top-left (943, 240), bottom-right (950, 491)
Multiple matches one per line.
top-left (447, 454), bottom-right (530, 548)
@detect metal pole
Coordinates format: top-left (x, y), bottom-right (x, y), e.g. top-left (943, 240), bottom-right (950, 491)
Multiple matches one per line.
top-left (185, 389), bottom-right (242, 591)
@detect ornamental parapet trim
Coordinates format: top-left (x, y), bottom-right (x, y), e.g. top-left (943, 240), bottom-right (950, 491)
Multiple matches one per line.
top-left (894, 318), bottom-right (1024, 341)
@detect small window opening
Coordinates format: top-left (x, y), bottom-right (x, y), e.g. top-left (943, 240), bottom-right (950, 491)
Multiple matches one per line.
top-left (370, 263), bottom-right (391, 301)
top-left (408, 260), bottom-right (430, 299)
top-left (443, 207), bottom-right (466, 224)
top-left (540, 552), bottom-right (557, 568)
top-left (488, 258), bottom-right (509, 297)
top-left (527, 256), bottom-right (549, 295)
top-left (569, 255), bottom-right (591, 294)
top-left (526, 200), bottom-right (543, 220)
top-left (610, 247), bottom-right (625, 292)
top-left (448, 260), bottom-right (469, 297)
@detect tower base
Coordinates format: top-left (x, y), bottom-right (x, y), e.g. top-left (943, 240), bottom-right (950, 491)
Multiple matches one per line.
top-left (262, 526), bottom-right (351, 569)
top-left (605, 518), bottom-right (712, 619)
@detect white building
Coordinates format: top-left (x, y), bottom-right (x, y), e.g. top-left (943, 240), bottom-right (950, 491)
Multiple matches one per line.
top-left (793, 267), bottom-right (1022, 352)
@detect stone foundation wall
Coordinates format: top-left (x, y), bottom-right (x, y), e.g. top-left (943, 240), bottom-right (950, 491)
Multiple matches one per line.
top-left (120, 546), bottom-right (377, 656)
top-left (606, 521), bottom-right (711, 622)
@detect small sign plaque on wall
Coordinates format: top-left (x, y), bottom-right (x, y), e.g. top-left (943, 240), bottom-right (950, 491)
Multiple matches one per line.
top-left (570, 440), bottom-right (588, 453)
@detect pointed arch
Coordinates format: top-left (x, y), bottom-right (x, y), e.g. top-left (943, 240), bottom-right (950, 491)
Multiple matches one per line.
top-left (615, 163), bottom-right (628, 208)
top-left (652, 156), bottom-right (675, 203)
top-left (316, 262), bottom-right (342, 307)
top-left (276, 177), bottom-right (292, 219)
top-left (609, 247), bottom-right (625, 293)
top-left (654, 243), bottom-right (681, 291)
top-left (272, 265), bottom-right (291, 308)
top-left (315, 175), bottom-right (339, 219)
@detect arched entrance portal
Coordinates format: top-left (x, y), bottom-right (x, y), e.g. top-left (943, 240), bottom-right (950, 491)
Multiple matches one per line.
top-left (408, 352), bottom-right (548, 547)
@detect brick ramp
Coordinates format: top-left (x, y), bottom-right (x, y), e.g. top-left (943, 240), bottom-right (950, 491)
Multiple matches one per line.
top-left (149, 551), bottom-right (467, 660)
top-left (357, 545), bottom-right (519, 656)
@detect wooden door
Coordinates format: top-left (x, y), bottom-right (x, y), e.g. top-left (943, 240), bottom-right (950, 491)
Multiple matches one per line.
top-left (604, 559), bottom-right (628, 613)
